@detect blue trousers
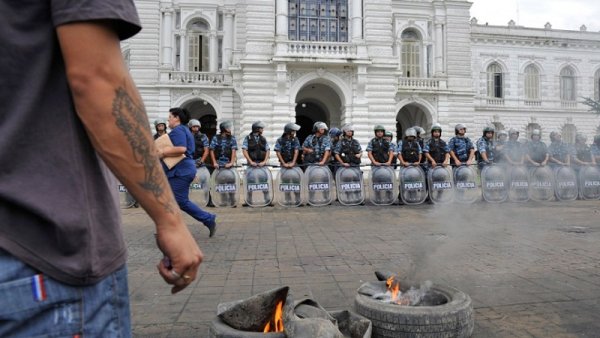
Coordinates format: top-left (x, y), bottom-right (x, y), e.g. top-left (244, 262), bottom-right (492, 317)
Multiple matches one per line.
top-left (0, 249), bottom-right (130, 337)
top-left (169, 173), bottom-right (215, 227)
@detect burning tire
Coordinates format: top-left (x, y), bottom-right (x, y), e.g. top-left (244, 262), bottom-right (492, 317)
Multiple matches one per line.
top-left (354, 283), bottom-right (473, 338)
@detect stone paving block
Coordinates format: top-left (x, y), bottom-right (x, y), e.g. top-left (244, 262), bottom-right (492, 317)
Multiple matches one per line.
top-left (123, 201), bottom-right (600, 337)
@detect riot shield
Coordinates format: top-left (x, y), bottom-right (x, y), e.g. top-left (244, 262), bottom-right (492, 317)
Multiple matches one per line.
top-left (481, 165), bottom-right (508, 203)
top-left (368, 166), bottom-right (398, 205)
top-left (335, 166), bottom-right (365, 206)
top-left (453, 165), bottom-right (480, 204)
top-left (400, 165), bottom-right (427, 205)
top-left (578, 166), bottom-right (600, 200)
top-left (118, 183), bottom-right (136, 208)
top-left (554, 166), bottom-right (578, 201)
top-left (508, 166), bottom-right (529, 202)
top-left (189, 166), bottom-right (211, 207)
top-left (275, 167), bottom-right (304, 207)
top-left (427, 166), bottom-right (454, 204)
top-left (528, 166), bottom-right (554, 201)
top-left (304, 165), bottom-right (334, 206)
top-left (210, 168), bottom-right (240, 207)
top-left (244, 166), bottom-right (274, 207)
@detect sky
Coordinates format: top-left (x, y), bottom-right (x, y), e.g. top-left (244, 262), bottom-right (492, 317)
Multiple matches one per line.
top-left (470, 0), bottom-right (600, 32)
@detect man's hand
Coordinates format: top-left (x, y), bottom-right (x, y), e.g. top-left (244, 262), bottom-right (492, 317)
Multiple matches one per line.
top-left (155, 222), bottom-right (203, 294)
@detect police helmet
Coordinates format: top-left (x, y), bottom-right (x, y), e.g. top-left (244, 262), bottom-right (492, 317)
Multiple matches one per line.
top-left (531, 129), bottom-right (541, 138)
top-left (405, 128), bottom-right (417, 138)
top-left (384, 131), bottom-right (393, 137)
top-left (374, 124), bottom-right (386, 132)
top-left (313, 121), bottom-right (328, 132)
top-left (575, 133), bottom-right (587, 143)
top-left (252, 121), bottom-right (266, 131)
top-left (497, 129), bottom-right (508, 137)
top-left (284, 123), bottom-right (301, 133)
top-left (430, 123), bottom-right (442, 134)
top-left (188, 119), bottom-right (201, 128)
top-left (341, 123), bottom-right (354, 133)
top-left (483, 126), bottom-right (495, 136)
top-left (329, 127), bottom-right (342, 138)
top-left (413, 126), bottom-right (425, 135)
top-left (154, 118), bottom-right (167, 127)
top-left (455, 123), bottom-right (467, 133)
top-left (508, 128), bottom-right (519, 136)
top-left (549, 130), bottom-right (562, 141)
top-left (220, 120), bottom-right (233, 132)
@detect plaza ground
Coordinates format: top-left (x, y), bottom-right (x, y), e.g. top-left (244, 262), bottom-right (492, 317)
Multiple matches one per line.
top-left (124, 200), bottom-right (600, 337)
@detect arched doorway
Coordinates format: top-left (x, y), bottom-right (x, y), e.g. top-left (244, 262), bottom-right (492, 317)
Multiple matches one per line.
top-left (294, 83), bottom-right (342, 144)
top-left (395, 103), bottom-right (431, 142)
top-left (183, 99), bottom-right (218, 140)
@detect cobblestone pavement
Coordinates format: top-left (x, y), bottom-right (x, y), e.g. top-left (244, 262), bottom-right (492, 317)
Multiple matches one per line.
top-left (124, 200), bottom-right (600, 337)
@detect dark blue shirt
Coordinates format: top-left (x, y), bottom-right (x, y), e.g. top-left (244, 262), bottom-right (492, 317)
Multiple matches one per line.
top-left (166, 124), bottom-right (197, 177)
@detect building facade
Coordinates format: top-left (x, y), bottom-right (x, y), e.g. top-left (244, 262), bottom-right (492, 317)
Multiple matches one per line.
top-left (125, 0), bottom-right (600, 160)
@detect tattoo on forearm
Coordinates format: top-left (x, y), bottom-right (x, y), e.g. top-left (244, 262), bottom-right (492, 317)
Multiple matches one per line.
top-left (112, 86), bottom-right (175, 213)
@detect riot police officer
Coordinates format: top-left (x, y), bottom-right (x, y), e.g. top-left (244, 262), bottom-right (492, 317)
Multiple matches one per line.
top-left (302, 121), bottom-right (332, 167)
top-left (242, 121), bottom-right (270, 167)
top-left (210, 120), bottom-right (238, 169)
top-left (476, 126), bottom-right (496, 168)
top-left (503, 129), bottom-right (524, 165)
top-left (210, 121), bottom-right (238, 206)
top-left (275, 123), bottom-right (301, 168)
top-left (189, 119), bottom-right (210, 167)
top-left (367, 125), bottom-right (394, 166)
top-left (397, 128), bottom-right (422, 167)
top-left (413, 126), bottom-right (426, 163)
top-left (448, 124), bottom-right (475, 166)
top-left (525, 129), bottom-right (549, 166)
top-left (242, 121), bottom-right (271, 205)
top-left (591, 135), bottom-right (600, 163)
top-left (548, 130), bottom-right (571, 166)
top-left (153, 118), bottom-right (167, 140)
top-left (572, 133), bottom-right (596, 166)
top-left (328, 127), bottom-right (343, 175)
top-left (384, 131), bottom-right (398, 168)
top-left (334, 124), bottom-right (363, 167)
top-left (423, 123), bottom-right (450, 167)
top-left (495, 129), bottom-right (508, 163)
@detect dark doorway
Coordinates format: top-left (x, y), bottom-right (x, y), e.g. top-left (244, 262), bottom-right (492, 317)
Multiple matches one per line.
top-left (295, 101), bottom-right (327, 145)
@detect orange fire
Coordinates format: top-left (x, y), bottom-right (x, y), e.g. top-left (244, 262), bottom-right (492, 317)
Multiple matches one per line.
top-left (386, 276), bottom-right (410, 305)
top-left (263, 300), bottom-right (284, 333)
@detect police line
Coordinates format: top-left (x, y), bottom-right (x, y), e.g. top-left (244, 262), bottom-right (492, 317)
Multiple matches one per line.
top-left (119, 164), bottom-right (600, 208)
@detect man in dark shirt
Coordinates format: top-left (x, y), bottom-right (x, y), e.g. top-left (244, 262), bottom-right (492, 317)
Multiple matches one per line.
top-left (0, 1), bottom-right (202, 336)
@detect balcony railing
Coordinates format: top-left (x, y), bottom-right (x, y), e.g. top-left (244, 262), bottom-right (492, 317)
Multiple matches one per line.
top-left (524, 99), bottom-right (542, 106)
top-left (278, 41), bottom-right (358, 59)
top-left (398, 78), bottom-right (440, 90)
top-left (161, 71), bottom-right (229, 85)
top-left (486, 98), bottom-right (505, 105)
top-left (561, 100), bottom-right (577, 109)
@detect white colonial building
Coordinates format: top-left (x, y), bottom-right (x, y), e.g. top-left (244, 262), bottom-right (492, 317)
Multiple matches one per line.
top-left (125, 0), bottom-right (600, 159)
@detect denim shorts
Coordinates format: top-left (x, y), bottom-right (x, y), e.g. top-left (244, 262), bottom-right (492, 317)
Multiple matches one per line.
top-left (0, 248), bottom-right (131, 337)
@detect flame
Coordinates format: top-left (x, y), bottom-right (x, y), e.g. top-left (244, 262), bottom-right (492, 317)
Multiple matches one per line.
top-left (386, 276), bottom-right (410, 305)
top-left (263, 300), bottom-right (284, 333)
top-left (386, 276), bottom-right (400, 300)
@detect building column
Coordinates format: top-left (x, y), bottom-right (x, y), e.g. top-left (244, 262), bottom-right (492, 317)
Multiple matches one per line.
top-left (222, 10), bottom-right (234, 70)
top-left (276, 0), bottom-right (288, 40)
top-left (161, 7), bottom-right (174, 68)
top-left (434, 21), bottom-right (444, 76)
top-left (179, 32), bottom-right (186, 71)
top-left (209, 31), bottom-right (218, 72)
top-left (352, 0), bottom-right (363, 41)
